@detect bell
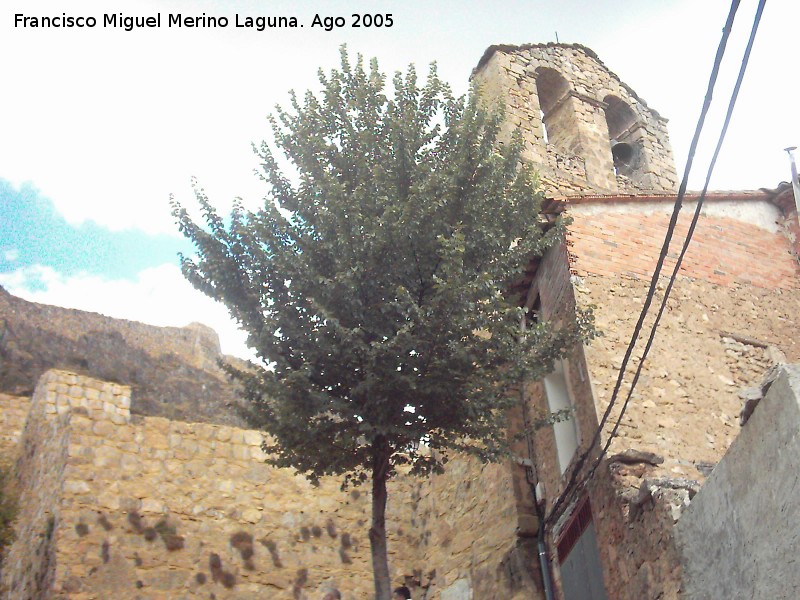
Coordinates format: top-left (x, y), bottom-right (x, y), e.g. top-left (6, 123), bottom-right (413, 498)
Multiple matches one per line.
top-left (611, 140), bottom-right (634, 166)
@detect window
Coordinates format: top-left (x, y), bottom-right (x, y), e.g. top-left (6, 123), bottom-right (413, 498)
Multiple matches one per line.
top-left (544, 359), bottom-right (579, 474)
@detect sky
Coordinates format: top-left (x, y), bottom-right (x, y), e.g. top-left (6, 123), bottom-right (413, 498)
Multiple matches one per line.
top-left (1, 0), bottom-right (797, 359)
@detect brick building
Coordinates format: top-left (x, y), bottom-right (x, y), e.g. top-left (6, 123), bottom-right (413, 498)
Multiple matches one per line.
top-left (473, 44), bottom-right (800, 599)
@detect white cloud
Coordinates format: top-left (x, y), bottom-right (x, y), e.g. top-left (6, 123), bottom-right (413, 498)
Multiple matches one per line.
top-left (3, 249), bottom-right (19, 262)
top-left (0, 263), bottom-right (254, 360)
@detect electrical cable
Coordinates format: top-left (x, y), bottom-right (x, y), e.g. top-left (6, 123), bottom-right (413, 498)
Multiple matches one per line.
top-left (591, 0), bottom-right (767, 479)
top-left (550, 0), bottom-right (769, 521)
top-left (544, 0), bottom-right (752, 526)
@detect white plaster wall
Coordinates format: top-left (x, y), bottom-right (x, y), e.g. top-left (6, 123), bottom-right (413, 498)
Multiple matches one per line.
top-left (675, 365), bottom-right (800, 600)
top-left (570, 198), bottom-right (782, 233)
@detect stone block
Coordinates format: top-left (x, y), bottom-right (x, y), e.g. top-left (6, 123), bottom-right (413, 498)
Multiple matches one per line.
top-left (232, 444), bottom-right (251, 461)
top-left (120, 454), bottom-right (140, 472)
top-left (97, 490), bottom-right (121, 510)
top-left (242, 508), bottom-right (262, 523)
top-left (64, 480), bottom-right (91, 494)
top-left (94, 446), bottom-right (122, 467)
top-left (142, 430), bottom-right (169, 450)
top-left (217, 479), bottom-right (235, 494)
top-left (243, 430), bottom-right (263, 446)
top-left (93, 420), bottom-right (115, 437)
top-left (250, 446), bottom-right (268, 461)
top-left (108, 412), bottom-right (129, 425)
top-left (140, 498), bottom-right (166, 513)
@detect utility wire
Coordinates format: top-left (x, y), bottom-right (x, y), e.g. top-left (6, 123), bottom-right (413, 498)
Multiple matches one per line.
top-left (549, 0), bottom-right (768, 522)
top-left (591, 0), bottom-right (767, 481)
top-left (545, 0), bottom-right (750, 526)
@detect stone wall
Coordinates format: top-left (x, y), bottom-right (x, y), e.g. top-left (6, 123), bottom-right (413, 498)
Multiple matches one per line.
top-left (524, 193), bottom-right (800, 599)
top-left (569, 195), bottom-right (800, 476)
top-left (0, 289), bottom-right (221, 373)
top-left (0, 393), bottom-right (29, 458)
top-left (0, 287), bottom-right (245, 426)
top-left (405, 457), bottom-right (540, 600)
top-left (579, 273), bottom-right (799, 475)
top-left (569, 212), bottom-right (798, 598)
top-left (1, 370), bottom-right (531, 599)
top-left (472, 44), bottom-right (678, 197)
top-left (585, 457), bottom-right (690, 600)
top-left (523, 239), bottom-right (603, 522)
top-left (2, 372), bottom-right (72, 600)
top-left (675, 365), bottom-right (800, 599)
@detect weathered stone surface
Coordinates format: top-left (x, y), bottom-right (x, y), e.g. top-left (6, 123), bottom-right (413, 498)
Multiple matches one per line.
top-left (441, 578), bottom-right (472, 600)
top-left (524, 180), bottom-right (799, 600)
top-left (677, 366), bottom-right (800, 599)
top-left (0, 287), bottom-right (247, 427)
top-left (1, 370), bottom-right (526, 599)
top-left (473, 44), bottom-right (678, 197)
top-left (608, 449), bottom-right (664, 466)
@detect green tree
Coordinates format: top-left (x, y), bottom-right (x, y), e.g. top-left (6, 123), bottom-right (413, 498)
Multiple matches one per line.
top-left (173, 49), bottom-right (594, 599)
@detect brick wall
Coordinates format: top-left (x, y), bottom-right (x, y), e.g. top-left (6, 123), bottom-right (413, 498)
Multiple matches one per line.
top-left (567, 198), bottom-right (800, 289)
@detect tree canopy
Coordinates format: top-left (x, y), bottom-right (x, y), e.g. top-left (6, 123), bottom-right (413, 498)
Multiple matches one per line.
top-left (172, 48), bottom-right (594, 598)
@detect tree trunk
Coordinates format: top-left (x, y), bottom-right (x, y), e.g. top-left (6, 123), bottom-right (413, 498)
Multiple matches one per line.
top-left (369, 436), bottom-right (392, 600)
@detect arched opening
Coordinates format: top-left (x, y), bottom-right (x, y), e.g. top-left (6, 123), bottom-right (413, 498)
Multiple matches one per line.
top-left (603, 95), bottom-right (640, 176)
top-left (535, 68), bottom-right (575, 154)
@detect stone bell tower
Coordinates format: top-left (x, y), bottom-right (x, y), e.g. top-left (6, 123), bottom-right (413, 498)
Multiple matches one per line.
top-left (472, 43), bottom-right (679, 197)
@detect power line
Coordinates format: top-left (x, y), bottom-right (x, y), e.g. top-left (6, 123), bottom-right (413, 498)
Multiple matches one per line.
top-left (591, 0), bottom-right (767, 479)
top-left (544, 0), bottom-right (767, 526)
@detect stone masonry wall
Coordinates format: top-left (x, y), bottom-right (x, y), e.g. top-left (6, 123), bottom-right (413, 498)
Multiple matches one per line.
top-left (524, 239), bottom-right (603, 524)
top-left (579, 273), bottom-right (799, 474)
top-left (2, 372), bottom-right (73, 600)
top-left (568, 197), bottom-right (800, 474)
top-left (2, 371), bottom-right (526, 600)
top-left (473, 44), bottom-right (678, 197)
top-left (405, 457), bottom-right (541, 600)
top-left (0, 288), bottom-right (245, 427)
top-left (540, 198), bottom-right (798, 598)
top-left (31, 371), bottom-right (417, 599)
top-left (587, 462), bottom-right (685, 600)
top-left (524, 195), bottom-right (800, 599)
top-left (0, 289), bottom-right (221, 374)
top-left (0, 393), bottom-right (29, 459)
top-left (675, 365), bottom-right (800, 599)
